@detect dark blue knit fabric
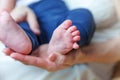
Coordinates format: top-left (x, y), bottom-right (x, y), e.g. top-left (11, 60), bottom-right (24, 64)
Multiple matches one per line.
top-left (19, 0), bottom-right (96, 52)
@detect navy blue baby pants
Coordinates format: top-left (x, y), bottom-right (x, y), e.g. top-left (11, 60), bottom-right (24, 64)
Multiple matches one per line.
top-left (19, 0), bottom-right (96, 51)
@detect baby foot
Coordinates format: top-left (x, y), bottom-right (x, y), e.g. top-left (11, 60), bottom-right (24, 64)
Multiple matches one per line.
top-left (0, 11), bottom-right (32, 54)
top-left (48, 20), bottom-right (80, 57)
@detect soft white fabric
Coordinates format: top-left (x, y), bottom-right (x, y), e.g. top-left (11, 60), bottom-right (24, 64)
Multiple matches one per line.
top-left (65, 0), bottom-right (118, 28)
top-left (0, 43), bottom-right (99, 80)
top-left (0, 0), bottom-right (120, 80)
top-left (17, 0), bottom-right (40, 6)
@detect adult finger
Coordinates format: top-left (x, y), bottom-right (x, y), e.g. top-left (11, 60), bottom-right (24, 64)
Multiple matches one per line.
top-left (10, 53), bottom-right (55, 70)
top-left (49, 52), bottom-right (66, 64)
top-left (49, 51), bottom-right (77, 66)
top-left (49, 53), bottom-right (74, 70)
top-left (2, 48), bottom-right (14, 55)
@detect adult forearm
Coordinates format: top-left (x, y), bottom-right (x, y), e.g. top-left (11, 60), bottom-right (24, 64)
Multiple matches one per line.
top-left (74, 38), bottom-right (120, 64)
top-left (0, 0), bottom-right (16, 13)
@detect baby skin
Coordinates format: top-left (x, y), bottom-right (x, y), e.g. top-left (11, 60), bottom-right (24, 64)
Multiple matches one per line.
top-left (0, 11), bottom-right (32, 54)
top-left (0, 11), bottom-right (80, 57)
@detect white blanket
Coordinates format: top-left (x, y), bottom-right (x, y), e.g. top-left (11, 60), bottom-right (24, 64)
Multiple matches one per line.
top-left (0, 43), bottom-right (98, 80)
top-left (0, 0), bottom-right (119, 80)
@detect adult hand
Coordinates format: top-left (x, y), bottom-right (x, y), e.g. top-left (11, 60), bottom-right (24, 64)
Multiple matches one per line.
top-left (4, 37), bottom-right (120, 72)
top-left (11, 6), bottom-right (40, 35)
top-left (3, 44), bottom-right (84, 72)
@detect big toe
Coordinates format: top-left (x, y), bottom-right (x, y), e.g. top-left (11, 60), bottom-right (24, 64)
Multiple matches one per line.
top-left (59, 20), bottom-right (72, 30)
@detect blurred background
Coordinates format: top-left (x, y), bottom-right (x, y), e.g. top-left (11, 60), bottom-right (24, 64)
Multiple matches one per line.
top-left (0, 0), bottom-right (120, 80)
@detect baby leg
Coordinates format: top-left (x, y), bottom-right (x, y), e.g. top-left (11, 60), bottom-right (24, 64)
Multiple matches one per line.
top-left (48, 20), bottom-right (80, 55)
top-left (49, 9), bottom-right (96, 61)
top-left (0, 11), bottom-right (32, 54)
